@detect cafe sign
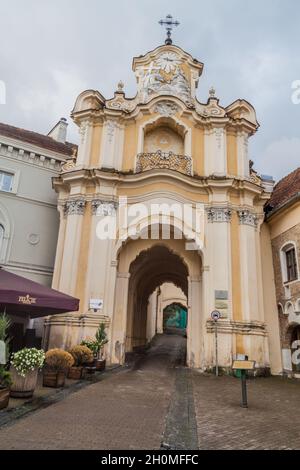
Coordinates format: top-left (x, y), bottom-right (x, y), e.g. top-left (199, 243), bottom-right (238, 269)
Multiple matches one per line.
top-left (18, 294), bottom-right (37, 305)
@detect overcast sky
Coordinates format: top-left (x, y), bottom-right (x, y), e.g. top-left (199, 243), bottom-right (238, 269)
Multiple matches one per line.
top-left (0, 0), bottom-right (299, 181)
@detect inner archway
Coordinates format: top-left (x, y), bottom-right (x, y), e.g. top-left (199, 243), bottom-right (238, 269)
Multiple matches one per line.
top-left (126, 245), bottom-right (189, 354)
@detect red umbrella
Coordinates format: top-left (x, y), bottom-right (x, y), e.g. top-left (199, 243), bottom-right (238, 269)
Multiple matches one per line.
top-left (0, 268), bottom-right (79, 318)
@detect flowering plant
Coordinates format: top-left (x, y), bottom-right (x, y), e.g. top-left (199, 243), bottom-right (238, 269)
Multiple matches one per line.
top-left (10, 348), bottom-right (45, 377)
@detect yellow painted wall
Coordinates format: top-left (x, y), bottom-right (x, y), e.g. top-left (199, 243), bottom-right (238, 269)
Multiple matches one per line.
top-left (192, 127), bottom-right (204, 175)
top-left (123, 121), bottom-right (138, 171)
top-left (90, 124), bottom-right (103, 167)
top-left (269, 202), bottom-right (300, 239)
top-left (117, 181), bottom-right (209, 202)
top-left (227, 131), bottom-right (237, 176)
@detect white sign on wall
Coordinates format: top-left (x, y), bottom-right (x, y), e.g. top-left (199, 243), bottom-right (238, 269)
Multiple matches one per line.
top-left (89, 299), bottom-right (104, 311)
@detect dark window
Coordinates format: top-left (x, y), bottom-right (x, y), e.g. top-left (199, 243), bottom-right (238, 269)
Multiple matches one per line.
top-left (286, 247), bottom-right (298, 282)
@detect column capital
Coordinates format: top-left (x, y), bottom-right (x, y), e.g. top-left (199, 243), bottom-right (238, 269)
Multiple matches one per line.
top-left (91, 199), bottom-right (118, 216)
top-left (206, 206), bottom-right (232, 223)
top-left (237, 209), bottom-right (258, 227)
top-left (64, 198), bottom-right (86, 216)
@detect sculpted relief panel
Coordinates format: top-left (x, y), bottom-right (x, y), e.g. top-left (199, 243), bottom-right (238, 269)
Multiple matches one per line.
top-left (138, 52), bottom-right (192, 104)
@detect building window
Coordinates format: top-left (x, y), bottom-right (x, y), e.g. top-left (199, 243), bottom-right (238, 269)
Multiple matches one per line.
top-left (0, 171), bottom-right (13, 192)
top-left (286, 247), bottom-right (298, 282)
top-left (281, 242), bottom-right (299, 284)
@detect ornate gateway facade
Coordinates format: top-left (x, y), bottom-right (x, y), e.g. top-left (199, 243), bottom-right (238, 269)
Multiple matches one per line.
top-left (44, 37), bottom-right (282, 375)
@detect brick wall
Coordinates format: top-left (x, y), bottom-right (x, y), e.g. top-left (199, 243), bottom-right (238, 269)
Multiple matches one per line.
top-left (271, 223), bottom-right (300, 348)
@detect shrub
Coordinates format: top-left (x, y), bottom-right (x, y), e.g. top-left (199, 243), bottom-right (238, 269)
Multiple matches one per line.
top-left (10, 348), bottom-right (45, 377)
top-left (45, 349), bottom-right (74, 371)
top-left (69, 345), bottom-right (94, 366)
top-left (0, 366), bottom-right (12, 389)
top-left (81, 339), bottom-right (98, 356)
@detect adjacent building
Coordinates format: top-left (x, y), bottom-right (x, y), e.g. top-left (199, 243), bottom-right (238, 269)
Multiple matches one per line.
top-left (265, 169), bottom-right (300, 377)
top-left (0, 119), bottom-right (76, 347)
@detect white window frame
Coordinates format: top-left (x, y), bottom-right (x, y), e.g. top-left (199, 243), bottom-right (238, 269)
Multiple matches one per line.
top-left (0, 165), bottom-right (20, 194)
top-left (280, 241), bottom-right (300, 285)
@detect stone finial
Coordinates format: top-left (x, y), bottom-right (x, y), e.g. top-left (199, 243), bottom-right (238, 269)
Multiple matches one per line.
top-left (117, 80), bottom-right (124, 93)
top-left (209, 86), bottom-right (216, 98)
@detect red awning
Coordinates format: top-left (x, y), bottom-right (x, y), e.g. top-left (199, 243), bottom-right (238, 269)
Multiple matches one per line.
top-left (0, 268), bottom-right (79, 318)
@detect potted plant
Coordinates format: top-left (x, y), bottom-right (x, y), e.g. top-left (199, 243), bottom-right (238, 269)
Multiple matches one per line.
top-left (43, 349), bottom-right (74, 388)
top-left (68, 345), bottom-right (94, 379)
top-left (10, 348), bottom-right (45, 398)
top-left (81, 323), bottom-right (108, 371)
top-left (0, 366), bottom-right (12, 410)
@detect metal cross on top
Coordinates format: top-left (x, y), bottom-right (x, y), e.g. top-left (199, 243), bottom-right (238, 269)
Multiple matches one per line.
top-left (159, 14), bottom-right (180, 45)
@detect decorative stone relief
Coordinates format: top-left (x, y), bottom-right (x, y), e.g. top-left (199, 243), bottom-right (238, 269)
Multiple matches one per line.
top-left (91, 200), bottom-right (118, 216)
top-left (136, 150), bottom-right (192, 176)
top-left (214, 128), bottom-right (223, 149)
top-left (138, 52), bottom-right (192, 104)
top-left (154, 101), bottom-right (179, 117)
top-left (61, 159), bottom-right (76, 172)
top-left (27, 233), bottom-right (40, 245)
top-left (237, 209), bottom-right (258, 227)
top-left (106, 120), bottom-right (117, 144)
top-left (206, 207), bottom-right (232, 223)
top-left (79, 121), bottom-right (88, 145)
top-left (64, 199), bottom-right (86, 216)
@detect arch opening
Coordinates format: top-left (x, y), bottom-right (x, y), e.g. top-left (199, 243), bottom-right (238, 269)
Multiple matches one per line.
top-left (126, 244), bottom-right (189, 355)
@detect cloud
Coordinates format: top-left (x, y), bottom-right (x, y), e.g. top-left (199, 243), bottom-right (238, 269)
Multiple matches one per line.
top-left (257, 137), bottom-right (300, 181)
top-left (0, 0), bottom-right (299, 179)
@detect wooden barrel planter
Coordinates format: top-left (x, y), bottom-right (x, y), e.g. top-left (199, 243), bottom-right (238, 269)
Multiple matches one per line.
top-left (95, 359), bottom-right (106, 371)
top-left (9, 366), bottom-right (39, 398)
top-left (67, 366), bottom-right (83, 380)
top-left (43, 370), bottom-right (65, 388)
top-left (0, 388), bottom-right (10, 410)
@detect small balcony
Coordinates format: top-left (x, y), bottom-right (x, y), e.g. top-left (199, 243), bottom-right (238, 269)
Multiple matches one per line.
top-left (136, 151), bottom-right (192, 176)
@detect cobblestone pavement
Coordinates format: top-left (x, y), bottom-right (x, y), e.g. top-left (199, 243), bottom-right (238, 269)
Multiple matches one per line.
top-left (192, 372), bottom-right (300, 450)
top-left (1, 334), bottom-right (300, 450)
top-left (0, 334), bottom-right (186, 450)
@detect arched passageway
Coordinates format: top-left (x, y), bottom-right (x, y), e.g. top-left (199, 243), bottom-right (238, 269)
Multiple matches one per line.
top-left (111, 235), bottom-right (203, 368)
top-left (126, 245), bottom-right (188, 352)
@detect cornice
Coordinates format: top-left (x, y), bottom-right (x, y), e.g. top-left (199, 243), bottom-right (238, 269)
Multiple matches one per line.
top-left (0, 135), bottom-right (67, 165)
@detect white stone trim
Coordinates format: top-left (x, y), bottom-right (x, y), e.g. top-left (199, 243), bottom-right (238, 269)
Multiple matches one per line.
top-left (280, 240), bottom-right (300, 285)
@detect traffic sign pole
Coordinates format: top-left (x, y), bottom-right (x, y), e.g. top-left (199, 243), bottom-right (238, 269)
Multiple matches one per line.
top-left (215, 321), bottom-right (218, 377)
top-left (211, 311), bottom-right (220, 377)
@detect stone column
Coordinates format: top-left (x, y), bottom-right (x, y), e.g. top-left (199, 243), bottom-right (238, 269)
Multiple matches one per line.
top-left (52, 205), bottom-right (67, 290)
top-left (238, 210), bottom-right (259, 323)
top-left (110, 272), bottom-right (130, 364)
top-left (57, 199), bottom-right (86, 296)
top-left (83, 200), bottom-right (118, 318)
top-left (187, 275), bottom-right (203, 369)
top-left (206, 207), bottom-right (232, 320)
